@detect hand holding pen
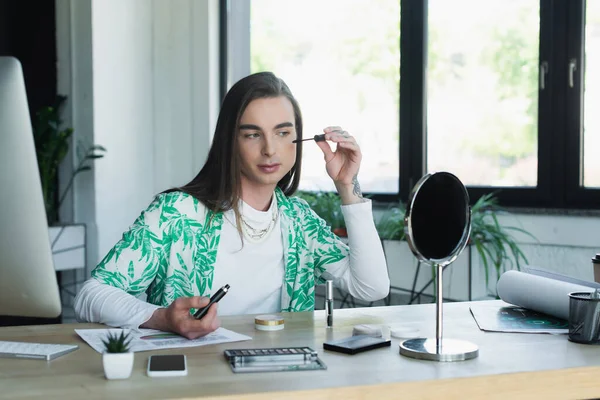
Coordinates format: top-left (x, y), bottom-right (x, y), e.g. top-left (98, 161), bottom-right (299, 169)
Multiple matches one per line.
top-left (141, 285), bottom-right (230, 339)
top-left (194, 284), bottom-right (230, 319)
top-left (140, 294), bottom-right (222, 340)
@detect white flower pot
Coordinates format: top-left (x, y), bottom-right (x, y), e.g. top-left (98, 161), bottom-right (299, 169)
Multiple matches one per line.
top-left (102, 352), bottom-right (134, 380)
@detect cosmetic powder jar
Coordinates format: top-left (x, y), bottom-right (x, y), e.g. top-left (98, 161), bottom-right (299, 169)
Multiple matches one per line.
top-left (255, 314), bottom-right (285, 331)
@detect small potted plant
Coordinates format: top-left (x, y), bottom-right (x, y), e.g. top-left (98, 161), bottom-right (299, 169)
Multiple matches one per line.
top-left (102, 330), bottom-right (134, 380)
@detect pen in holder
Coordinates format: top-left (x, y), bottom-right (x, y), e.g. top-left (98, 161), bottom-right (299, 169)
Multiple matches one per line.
top-left (325, 280), bottom-right (333, 328)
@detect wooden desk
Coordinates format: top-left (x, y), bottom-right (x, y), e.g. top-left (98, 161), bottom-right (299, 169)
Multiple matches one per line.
top-left (1, 300), bottom-right (600, 399)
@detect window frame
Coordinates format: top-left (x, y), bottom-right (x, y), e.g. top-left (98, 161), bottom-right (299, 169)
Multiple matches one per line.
top-left (222, 0), bottom-right (600, 210)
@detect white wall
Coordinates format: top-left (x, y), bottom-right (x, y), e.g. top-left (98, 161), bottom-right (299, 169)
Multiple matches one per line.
top-left (497, 212), bottom-right (600, 281)
top-left (226, 0), bottom-right (251, 87)
top-left (92, 0), bottom-right (155, 256)
top-left (56, 0), bottom-right (98, 284)
top-left (56, 0), bottom-right (220, 272)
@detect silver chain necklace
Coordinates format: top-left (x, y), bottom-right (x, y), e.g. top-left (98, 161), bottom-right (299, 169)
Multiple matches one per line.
top-left (241, 207), bottom-right (278, 243)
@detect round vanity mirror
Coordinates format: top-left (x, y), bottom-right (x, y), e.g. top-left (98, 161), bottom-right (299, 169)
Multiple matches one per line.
top-left (399, 172), bottom-right (479, 362)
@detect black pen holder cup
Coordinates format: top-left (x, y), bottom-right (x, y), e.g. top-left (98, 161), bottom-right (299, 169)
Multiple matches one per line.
top-left (568, 292), bottom-right (600, 344)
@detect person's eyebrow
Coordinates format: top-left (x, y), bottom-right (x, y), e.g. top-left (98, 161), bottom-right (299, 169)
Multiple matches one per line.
top-left (274, 122), bottom-right (294, 129)
top-left (239, 122), bottom-right (294, 131)
top-left (239, 124), bottom-right (261, 131)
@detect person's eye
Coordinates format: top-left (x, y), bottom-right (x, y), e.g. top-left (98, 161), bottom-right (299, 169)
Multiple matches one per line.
top-left (277, 131), bottom-right (290, 137)
top-left (244, 132), bottom-right (260, 139)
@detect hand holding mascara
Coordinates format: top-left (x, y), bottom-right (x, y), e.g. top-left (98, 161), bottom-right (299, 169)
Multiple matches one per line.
top-left (292, 134), bottom-right (326, 143)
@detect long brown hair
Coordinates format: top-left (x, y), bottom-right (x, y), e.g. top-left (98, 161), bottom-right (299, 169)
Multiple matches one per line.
top-left (166, 72), bottom-right (303, 227)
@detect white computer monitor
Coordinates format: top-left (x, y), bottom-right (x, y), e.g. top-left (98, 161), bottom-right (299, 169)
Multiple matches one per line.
top-left (0, 56), bottom-right (62, 318)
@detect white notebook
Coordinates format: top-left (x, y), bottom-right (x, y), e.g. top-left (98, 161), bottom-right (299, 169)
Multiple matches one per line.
top-left (0, 340), bottom-right (79, 361)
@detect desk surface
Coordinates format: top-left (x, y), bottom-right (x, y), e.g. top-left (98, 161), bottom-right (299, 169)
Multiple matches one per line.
top-left (1, 300), bottom-right (600, 400)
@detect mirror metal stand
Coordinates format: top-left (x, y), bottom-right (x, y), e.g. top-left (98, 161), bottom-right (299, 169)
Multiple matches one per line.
top-left (399, 172), bottom-right (479, 362)
top-left (399, 263), bottom-right (478, 361)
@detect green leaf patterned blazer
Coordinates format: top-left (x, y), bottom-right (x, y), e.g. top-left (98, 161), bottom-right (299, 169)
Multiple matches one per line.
top-left (91, 187), bottom-right (349, 312)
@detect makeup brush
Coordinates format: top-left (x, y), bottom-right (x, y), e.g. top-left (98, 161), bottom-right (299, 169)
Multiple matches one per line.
top-left (292, 134), bottom-right (326, 144)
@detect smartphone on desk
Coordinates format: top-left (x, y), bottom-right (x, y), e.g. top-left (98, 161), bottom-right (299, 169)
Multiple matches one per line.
top-left (147, 354), bottom-right (188, 377)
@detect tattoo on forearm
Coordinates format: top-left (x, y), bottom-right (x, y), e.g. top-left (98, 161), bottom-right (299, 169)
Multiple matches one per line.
top-left (352, 174), bottom-right (363, 198)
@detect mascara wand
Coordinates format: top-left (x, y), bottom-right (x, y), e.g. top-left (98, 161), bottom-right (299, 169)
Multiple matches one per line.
top-left (292, 134), bottom-right (326, 144)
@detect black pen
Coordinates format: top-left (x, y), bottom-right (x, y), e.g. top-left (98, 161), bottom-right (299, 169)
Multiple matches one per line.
top-left (194, 284), bottom-right (230, 319)
top-left (292, 134), bottom-right (326, 143)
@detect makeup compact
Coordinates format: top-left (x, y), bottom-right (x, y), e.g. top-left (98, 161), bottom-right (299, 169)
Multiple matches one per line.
top-left (389, 326), bottom-right (420, 339)
top-left (352, 324), bottom-right (383, 337)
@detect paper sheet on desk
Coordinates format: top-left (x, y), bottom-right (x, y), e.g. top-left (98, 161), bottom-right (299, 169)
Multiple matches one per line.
top-left (470, 302), bottom-right (569, 334)
top-left (75, 327), bottom-right (251, 354)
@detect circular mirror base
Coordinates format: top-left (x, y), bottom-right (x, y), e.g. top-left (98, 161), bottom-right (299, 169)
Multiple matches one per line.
top-left (399, 338), bottom-right (479, 362)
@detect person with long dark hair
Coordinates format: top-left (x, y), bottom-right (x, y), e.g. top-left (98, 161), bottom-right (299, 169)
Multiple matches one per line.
top-left (75, 72), bottom-right (389, 339)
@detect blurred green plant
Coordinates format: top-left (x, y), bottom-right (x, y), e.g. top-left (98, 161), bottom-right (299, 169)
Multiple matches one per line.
top-left (375, 201), bottom-right (406, 241)
top-left (33, 95), bottom-right (106, 224)
top-left (295, 190), bottom-right (346, 237)
top-left (470, 193), bottom-right (536, 291)
top-left (297, 188), bottom-right (534, 295)
top-left (374, 193), bottom-right (535, 295)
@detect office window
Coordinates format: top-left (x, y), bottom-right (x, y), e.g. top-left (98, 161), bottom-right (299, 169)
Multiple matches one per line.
top-left (427, 0), bottom-right (539, 187)
top-left (584, 1), bottom-right (600, 188)
top-left (225, 0), bottom-right (600, 208)
top-left (249, 0), bottom-right (400, 193)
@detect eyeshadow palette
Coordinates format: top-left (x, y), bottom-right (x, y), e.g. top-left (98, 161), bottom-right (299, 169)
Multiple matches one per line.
top-left (223, 347), bottom-right (327, 373)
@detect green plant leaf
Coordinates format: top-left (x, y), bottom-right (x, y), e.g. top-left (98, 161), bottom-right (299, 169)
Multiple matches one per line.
top-left (103, 330), bottom-right (132, 353)
top-left (33, 95), bottom-right (107, 223)
top-left (375, 202), bottom-right (406, 240)
top-left (469, 193), bottom-right (536, 295)
top-left (295, 191), bottom-right (345, 231)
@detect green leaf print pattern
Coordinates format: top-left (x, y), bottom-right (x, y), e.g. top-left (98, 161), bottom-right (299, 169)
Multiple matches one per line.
top-left (192, 211), bottom-right (222, 297)
top-left (127, 261), bottom-right (135, 279)
top-left (92, 195), bottom-right (165, 298)
top-left (92, 269), bottom-right (128, 291)
top-left (276, 191), bottom-right (349, 312)
top-left (92, 188), bottom-right (349, 312)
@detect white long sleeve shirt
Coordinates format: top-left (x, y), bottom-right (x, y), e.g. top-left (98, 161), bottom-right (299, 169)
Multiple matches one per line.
top-left (75, 196), bottom-right (389, 329)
